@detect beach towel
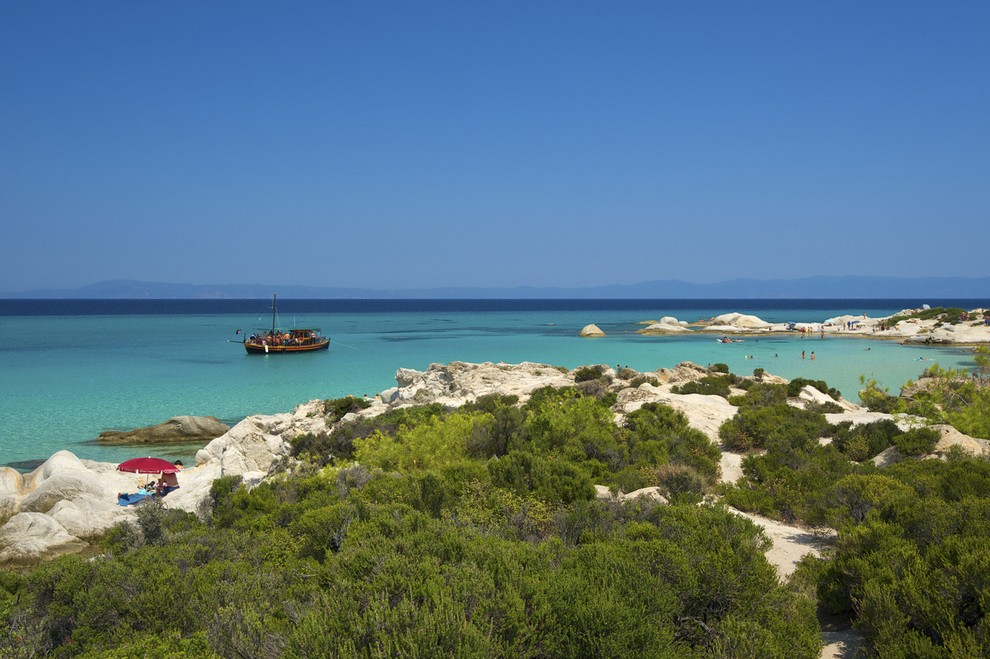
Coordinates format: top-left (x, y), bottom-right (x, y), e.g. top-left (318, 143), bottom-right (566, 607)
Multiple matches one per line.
top-left (117, 489), bottom-right (152, 506)
top-left (116, 485), bottom-right (180, 506)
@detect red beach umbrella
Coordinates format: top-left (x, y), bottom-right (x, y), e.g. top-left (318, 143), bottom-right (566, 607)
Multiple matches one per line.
top-left (116, 457), bottom-right (182, 474)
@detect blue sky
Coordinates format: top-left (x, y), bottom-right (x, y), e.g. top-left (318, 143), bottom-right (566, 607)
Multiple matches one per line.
top-left (1, 2), bottom-right (987, 293)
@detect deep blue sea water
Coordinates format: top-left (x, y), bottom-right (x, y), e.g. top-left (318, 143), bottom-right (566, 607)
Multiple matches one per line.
top-left (0, 299), bottom-right (981, 470)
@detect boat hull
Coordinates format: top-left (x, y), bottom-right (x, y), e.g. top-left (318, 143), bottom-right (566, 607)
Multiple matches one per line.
top-left (244, 338), bottom-right (330, 354)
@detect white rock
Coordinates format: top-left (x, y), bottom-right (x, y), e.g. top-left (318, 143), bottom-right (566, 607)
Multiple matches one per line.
top-left (18, 473), bottom-right (106, 515)
top-left (620, 487), bottom-right (668, 504)
top-left (0, 512), bottom-right (86, 566)
top-left (0, 468), bottom-right (24, 497)
top-left (712, 313), bottom-right (771, 329)
top-left (579, 323), bottom-right (606, 337)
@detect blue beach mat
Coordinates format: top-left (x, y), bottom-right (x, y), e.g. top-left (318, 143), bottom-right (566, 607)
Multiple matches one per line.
top-left (116, 486), bottom-right (180, 506)
top-left (117, 489), bottom-right (152, 506)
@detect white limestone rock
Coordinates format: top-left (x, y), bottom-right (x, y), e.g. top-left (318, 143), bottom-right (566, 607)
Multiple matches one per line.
top-left (0, 512), bottom-right (87, 567)
top-left (791, 385), bottom-right (859, 412)
top-left (387, 362), bottom-right (572, 408)
top-left (579, 323), bottom-right (606, 337)
top-left (620, 487), bottom-right (668, 504)
top-left (380, 387), bottom-right (401, 404)
top-left (712, 313), bottom-right (772, 329)
top-left (638, 317), bottom-right (693, 334)
top-left (18, 472), bottom-right (107, 515)
top-left (933, 424), bottom-right (990, 456)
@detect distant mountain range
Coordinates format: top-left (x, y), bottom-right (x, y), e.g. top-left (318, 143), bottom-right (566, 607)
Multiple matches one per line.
top-left (3, 277), bottom-right (988, 299)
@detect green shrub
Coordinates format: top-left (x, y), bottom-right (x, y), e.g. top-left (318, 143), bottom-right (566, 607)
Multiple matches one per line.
top-left (322, 395), bottom-right (371, 421)
top-left (624, 402), bottom-right (721, 486)
top-left (573, 365), bottom-right (608, 383)
top-left (892, 426), bottom-right (940, 457)
top-left (650, 463), bottom-right (706, 503)
top-left (831, 420), bottom-right (901, 462)
top-left (629, 375), bottom-right (659, 388)
top-left (300, 403), bottom-right (452, 464)
top-left (617, 367), bottom-right (638, 380)
top-left (464, 405), bottom-right (524, 459)
top-left (710, 362), bottom-right (730, 373)
top-left (858, 378), bottom-right (900, 413)
top-left (719, 404), bottom-right (829, 452)
top-left (729, 382), bottom-right (788, 407)
top-left (488, 451), bottom-right (594, 504)
top-left (787, 377), bottom-right (841, 400)
top-left (671, 374), bottom-right (733, 398)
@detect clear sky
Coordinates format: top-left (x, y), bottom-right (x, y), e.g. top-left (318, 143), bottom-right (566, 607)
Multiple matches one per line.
top-left (1, 2), bottom-right (987, 293)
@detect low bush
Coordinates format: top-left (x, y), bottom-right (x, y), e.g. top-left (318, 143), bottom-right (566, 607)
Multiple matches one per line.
top-left (629, 374), bottom-right (659, 388)
top-left (616, 367), bottom-right (638, 380)
top-left (671, 374), bottom-right (733, 398)
top-left (729, 382), bottom-right (788, 407)
top-left (573, 365), bottom-right (608, 383)
top-left (831, 420), bottom-right (901, 462)
top-left (322, 395), bottom-right (371, 421)
top-left (719, 404), bottom-right (829, 452)
top-left (858, 378), bottom-right (900, 413)
top-left (892, 426), bottom-right (940, 457)
top-left (787, 377), bottom-right (841, 400)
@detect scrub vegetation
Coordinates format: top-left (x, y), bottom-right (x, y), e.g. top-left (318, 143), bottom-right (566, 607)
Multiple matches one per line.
top-left (721, 348), bottom-right (990, 656)
top-left (3, 351), bottom-right (990, 657)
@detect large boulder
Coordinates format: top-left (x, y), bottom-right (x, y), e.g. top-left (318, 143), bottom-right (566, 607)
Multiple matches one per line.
top-left (98, 415), bottom-right (230, 445)
top-left (18, 472), bottom-right (106, 515)
top-left (711, 313), bottom-right (771, 329)
top-left (0, 512), bottom-right (87, 567)
top-left (579, 324), bottom-right (606, 337)
top-left (196, 418), bottom-right (291, 475)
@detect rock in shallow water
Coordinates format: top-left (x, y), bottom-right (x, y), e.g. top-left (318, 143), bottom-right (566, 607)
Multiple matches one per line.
top-left (98, 415), bottom-right (230, 445)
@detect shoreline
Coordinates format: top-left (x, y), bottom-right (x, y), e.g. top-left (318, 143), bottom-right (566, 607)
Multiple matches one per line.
top-left (637, 306), bottom-right (990, 346)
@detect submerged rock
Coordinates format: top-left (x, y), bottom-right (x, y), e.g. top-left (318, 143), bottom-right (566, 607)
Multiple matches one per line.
top-left (98, 416), bottom-right (230, 445)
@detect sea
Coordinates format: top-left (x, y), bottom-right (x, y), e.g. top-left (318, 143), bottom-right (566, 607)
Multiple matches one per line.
top-left (0, 299), bottom-right (982, 471)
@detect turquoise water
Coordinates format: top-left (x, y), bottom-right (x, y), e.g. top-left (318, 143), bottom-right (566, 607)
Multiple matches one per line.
top-left (0, 302), bottom-right (977, 468)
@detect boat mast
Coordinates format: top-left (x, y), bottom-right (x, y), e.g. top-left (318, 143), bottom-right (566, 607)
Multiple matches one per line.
top-left (271, 293), bottom-right (277, 336)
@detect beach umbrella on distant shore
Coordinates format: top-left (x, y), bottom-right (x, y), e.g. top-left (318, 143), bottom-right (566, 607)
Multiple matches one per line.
top-left (117, 457), bottom-right (182, 474)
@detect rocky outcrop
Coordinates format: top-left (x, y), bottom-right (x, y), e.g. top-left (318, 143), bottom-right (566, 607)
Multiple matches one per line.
top-left (637, 316), bottom-right (692, 335)
top-left (640, 307), bottom-right (990, 344)
top-left (386, 361), bottom-right (574, 408)
top-left (579, 323), bottom-right (606, 337)
top-left (710, 312), bottom-right (772, 330)
top-left (98, 416), bottom-right (230, 445)
top-left (0, 512), bottom-right (89, 566)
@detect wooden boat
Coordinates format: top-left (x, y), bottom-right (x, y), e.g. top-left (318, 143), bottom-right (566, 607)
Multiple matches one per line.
top-left (243, 294), bottom-right (330, 354)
